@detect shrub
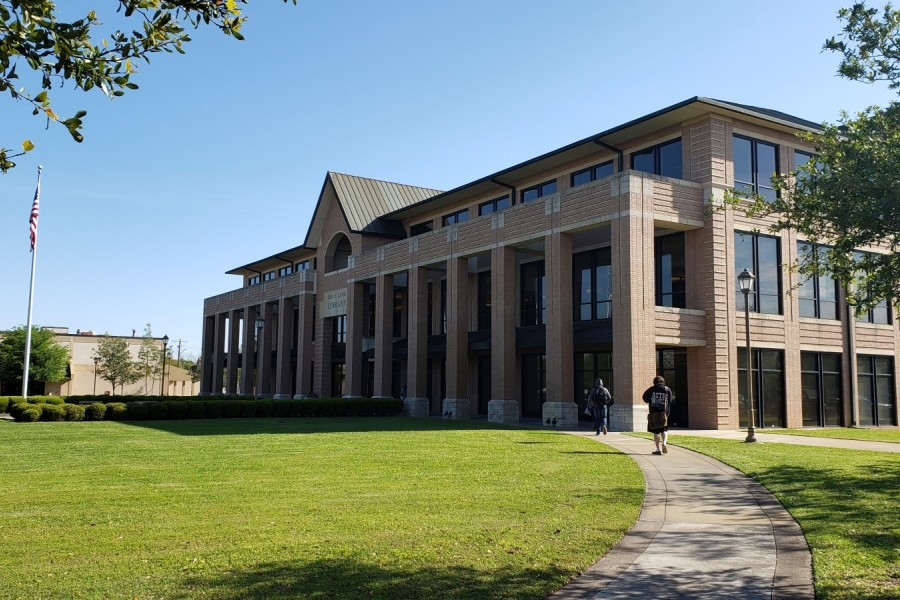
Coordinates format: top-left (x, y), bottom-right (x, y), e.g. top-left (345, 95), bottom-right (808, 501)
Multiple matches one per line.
top-left (31, 396), bottom-right (64, 405)
top-left (105, 403), bottom-right (129, 421)
top-left (222, 401), bottom-right (241, 418)
top-left (318, 398), bottom-right (335, 417)
top-left (16, 405), bottom-right (42, 422)
top-left (288, 399), bottom-right (304, 417)
top-left (85, 403), bottom-right (107, 421)
top-left (239, 400), bottom-right (257, 418)
top-left (300, 399), bottom-right (319, 417)
top-left (64, 404), bottom-right (85, 421)
top-left (148, 402), bottom-right (169, 420)
top-left (272, 399), bottom-right (291, 418)
top-left (40, 404), bottom-right (66, 422)
top-left (373, 397), bottom-right (403, 416)
top-left (204, 400), bottom-right (223, 419)
top-left (255, 399), bottom-right (273, 418)
top-left (186, 401), bottom-right (205, 419)
top-left (166, 401), bottom-right (188, 420)
top-left (7, 397), bottom-right (28, 409)
top-left (128, 402), bottom-right (150, 420)
top-left (0, 397), bottom-right (8, 413)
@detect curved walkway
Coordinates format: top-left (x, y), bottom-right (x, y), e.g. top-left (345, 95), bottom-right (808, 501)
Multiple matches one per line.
top-left (551, 432), bottom-right (814, 600)
top-left (676, 429), bottom-right (900, 453)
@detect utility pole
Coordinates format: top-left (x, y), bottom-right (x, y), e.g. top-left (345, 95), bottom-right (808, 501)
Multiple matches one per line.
top-left (176, 339), bottom-right (187, 364)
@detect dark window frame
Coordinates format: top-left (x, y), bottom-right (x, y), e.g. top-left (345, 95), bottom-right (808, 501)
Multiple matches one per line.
top-left (733, 134), bottom-right (779, 202)
top-left (630, 138), bottom-right (683, 179)
top-left (278, 265), bottom-right (293, 277)
top-left (263, 271), bottom-right (276, 282)
top-left (738, 348), bottom-right (786, 429)
top-left (570, 160), bottom-right (615, 187)
top-left (655, 232), bottom-right (686, 308)
top-left (392, 288), bottom-right (404, 338)
top-left (800, 352), bottom-right (843, 427)
top-left (295, 259), bottom-right (311, 271)
top-left (332, 315), bottom-right (347, 344)
top-left (857, 355), bottom-right (896, 426)
top-left (478, 195), bottom-right (511, 216)
top-left (573, 248), bottom-right (612, 321)
top-left (797, 242), bottom-right (839, 320)
top-left (520, 179), bottom-right (558, 203)
top-left (853, 251), bottom-right (892, 325)
top-left (410, 221), bottom-right (433, 236)
top-left (248, 275), bottom-right (261, 286)
top-left (735, 231), bottom-right (782, 315)
top-left (521, 260), bottom-right (546, 326)
top-left (442, 209), bottom-right (469, 227)
top-left (477, 271), bottom-right (491, 331)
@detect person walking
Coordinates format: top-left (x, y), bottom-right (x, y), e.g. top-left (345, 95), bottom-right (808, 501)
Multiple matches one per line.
top-left (642, 376), bottom-right (673, 454)
top-left (587, 378), bottom-right (612, 435)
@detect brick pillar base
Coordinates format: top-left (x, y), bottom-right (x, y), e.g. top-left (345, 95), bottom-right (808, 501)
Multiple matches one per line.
top-left (488, 400), bottom-right (519, 424)
top-left (609, 404), bottom-right (649, 432)
top-left (542, 402), bottom-right (578, 427)
top-left (404, 397), bottom-right (430, 417)
top-left (442, 398), bottom-right (470, 420)
top-left (198, 392), bottom-right (212, 397)
top-left (293, 393), bottom-right (311, 399)
top-left (272, 394), bottom-right (292, 399)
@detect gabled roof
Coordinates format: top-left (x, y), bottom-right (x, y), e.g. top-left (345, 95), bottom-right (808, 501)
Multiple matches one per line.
top-left (329, 172), bottom-right (443, 232)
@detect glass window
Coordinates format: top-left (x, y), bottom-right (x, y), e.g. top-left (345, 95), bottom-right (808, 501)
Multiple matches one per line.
top-left (801, 352), bottom-right (843, 427)
top-left (735, 232), bottom-right (781, 315)
top-left (478, 195), bottom-right (510, 216)
top-left (441, 279), bottom-right (447, 334)
top-left (574, 352), bottom-right (613, 420)
top-left (248, 275), bottom-right (261, 286)
top-left (521, 261), bottom-right (546, 326)
top-left (477, 271), bottom-right (491, 331)
top-left (853, 251), bottom-right (892, 324)
top-left (655, 233), bottom-right (686, 308)
top-left (366, 285), bottom-right (376, 337)
top-left (737, 348), bottom-right (785, 428)
top-left (657, 348), bottom-right (689, 427)
top-left (410, 221), bottom-right (433, 236)
top-left (572, 248), bottom-right (612, 321)
top-left (278, 266), bottom-right (292, 277)
top-left (797, 243), bottom-right (838, 320)
top-left (427, 282), bottom-right (433, 337)
top-left (521, 179), bottom-right (558, 203)
top-left (631, 139), bottom-right (682, 179)
top-left (857, 355), bottom-right (896, 426)
top-left (732, 135), bottom-right (778, 202)
top-left (332, 363), bottom-right (345, 397)
top-left (263, 271), bottom-right (276, 281)
top-left (295, 260), bottom-right (310, 271)
top-left (392, 289), bottom-right (403, 338)
top-left (521, 354), bottom-right (546, 418)
top-left (442, 209), bottom-right (469, 227)
top-left (570, 160), bottom-right (615, 188)
top-left (332, 315), bottom-right (347, 344)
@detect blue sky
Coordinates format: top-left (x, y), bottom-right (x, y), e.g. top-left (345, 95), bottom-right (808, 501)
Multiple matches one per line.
top-left (1, 0), bottom-right (896, 358)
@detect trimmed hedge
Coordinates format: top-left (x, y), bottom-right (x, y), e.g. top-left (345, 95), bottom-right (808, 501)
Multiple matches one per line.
top-left (256, 399), bottom-right (273, 418)
top-left (204, 400), bottom-right (223, 419)
top-left (16, 405), bottom-right (42, 422)
top-left (40, 404), bottom-right (66, 422)
top-left (85, 403), bottom-right (107, 421)
top-left (222, 401), bottom-right (242, 418)
top-left (105, 403), bottom-right (129, 421)
top-left (166, 401), bottom-right (188, 420)
top-left (148, 402), bottom-right (169, 420)
top-left (128, 402), bottom-right (150, 420)
top-left (0, 396), bottom-right (8, 413)
top-left (186, 401), bottom-right (205, 419)
top-left (64, 404), bottom-right (85, 421)
top-left (239, 400), bottom-right (257, 418)
top-left (272, 399), bottom-right (291, 418)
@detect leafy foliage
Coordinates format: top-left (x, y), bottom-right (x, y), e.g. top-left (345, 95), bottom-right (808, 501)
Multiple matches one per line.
top-left (136, 324), bottom-right (162, 394)
top-left (0, 325), bottom-right (69, 386)
top-left (0, 0), bottom-right (296, 173)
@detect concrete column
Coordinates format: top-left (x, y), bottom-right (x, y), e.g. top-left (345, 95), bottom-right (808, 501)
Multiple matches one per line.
top-left (443, 256), bottom-right (470, 419)
top-left (257, 302), bottom-right (275, 397)
top-left (294, 292), bottom-right (315, 398)
top-left (489, 245), bottom-right (519, 423)
top-left (542, 231), bottom-right (578, 427)
top-left (199, 314), bottom-right (215, 395)
top-left (315, 314), bottom-right (333, 398)
top-left (226, 309), bottom-right (241, 394)
top-left (240, 305), bottom-right (256, 396)
top-left (374, 273), bottom-right (394, 397)
top-left (406, 266), bottom-right (430, 416)
top-left (212, 312), bottom-right (227, 396)
top-left (344, 281), bottom-right (366, 397)
top-left (274, 296), bottom-right (295, 399)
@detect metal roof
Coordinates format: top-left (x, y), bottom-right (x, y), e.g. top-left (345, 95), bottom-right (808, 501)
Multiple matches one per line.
top-left (328, 172), bottom-right (443, 232)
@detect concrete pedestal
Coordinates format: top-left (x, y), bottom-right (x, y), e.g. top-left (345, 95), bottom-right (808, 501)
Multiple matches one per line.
top-left (404, 397), bottom-right (430, 417)
top-left (488, 400), bottom-right (519, 424)
top-left (272, 394), bottom-right (292, 400)
top-left (609, 404), bottom-right (649, 432)
top-left (542, 401), bottom-right (579, 427)
top-left (442, 398), bottom-right (470, 420)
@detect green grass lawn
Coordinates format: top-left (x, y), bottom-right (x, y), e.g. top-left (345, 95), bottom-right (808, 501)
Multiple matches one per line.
top-left (760, 427), bottom-right (900, 444)
top-left (629, 433), bottom-right (900, 600)
top-left (0, 418), bottom-right (643, 600)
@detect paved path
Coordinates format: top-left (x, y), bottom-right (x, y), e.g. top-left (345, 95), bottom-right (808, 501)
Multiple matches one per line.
top-left (675, 429), bottom-right (900, 453)
top-left (550, 432), bottom-right (814, 600)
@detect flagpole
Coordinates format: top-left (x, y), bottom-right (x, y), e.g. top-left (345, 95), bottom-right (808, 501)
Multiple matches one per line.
top-left (22, 165), bottom-right (42, 399)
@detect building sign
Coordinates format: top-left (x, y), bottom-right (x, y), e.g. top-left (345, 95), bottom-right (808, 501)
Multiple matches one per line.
top-left (322, 288), bottom-right (348, 317)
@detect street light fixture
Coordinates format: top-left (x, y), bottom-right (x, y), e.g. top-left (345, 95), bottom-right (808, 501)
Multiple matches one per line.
top-left (93, 356), bottom-right (99, 395)
top-left (255, 315), bottom-right (265, 397)
top-left (161, 334), bottom-right (169, 397)
top-left (738, 268), bottom-right (757, 443)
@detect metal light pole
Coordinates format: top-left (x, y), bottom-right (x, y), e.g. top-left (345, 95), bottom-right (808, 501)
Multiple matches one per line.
top-left (93, 356), bottom-right (99, 395)
top-left (161, 335), bottom-right (169, 397)
top-left (738, 268), bottom-right (757, 443)
top-left (255, 315), bottom-right (265, 397)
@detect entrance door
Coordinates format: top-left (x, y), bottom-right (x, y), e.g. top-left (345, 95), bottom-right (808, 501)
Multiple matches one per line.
top-left (477, 355), bottom-right (491, 415)
top-left (656, 348), bottom-right (689, 428)
top-left (521, 354), bottom-right (545, 418)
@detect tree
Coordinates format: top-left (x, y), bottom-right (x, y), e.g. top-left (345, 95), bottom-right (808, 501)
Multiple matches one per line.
top-left (136, 323), bottom-right (161, 394)
top-left (0, 325), bottom-right (69, 389)
top-left (724, 2), bottom-right (900, 313)
top-left (93, 334), bottom-right (138, 395)
top-left (0, 0), bottom-right (295, 173)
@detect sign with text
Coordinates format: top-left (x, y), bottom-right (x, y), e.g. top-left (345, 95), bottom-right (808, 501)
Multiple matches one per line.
top-left (322, 287), bottom-right (348, 317)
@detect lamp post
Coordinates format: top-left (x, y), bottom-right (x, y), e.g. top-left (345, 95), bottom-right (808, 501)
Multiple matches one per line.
top-left (738, 268), bottom-right (757, 443)
top-left (255, 315), bottom-right (265, 397)
top-left (161, 335), bottom-right (169, 397)
top-left (93, 356), bottom-right (99, 395)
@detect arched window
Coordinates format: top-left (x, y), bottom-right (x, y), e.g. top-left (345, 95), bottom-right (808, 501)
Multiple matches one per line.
top-left (327, 234), bottom-right (352, 272)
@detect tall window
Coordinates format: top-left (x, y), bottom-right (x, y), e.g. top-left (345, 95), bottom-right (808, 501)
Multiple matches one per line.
top-left (657, 348), bottom-right (689, 428)
top-left (521, 180), bottom-right (557, 203)
top-left (573, 248), bottom-right (612, 321)
top-left (427, 282), bottom-right (433, 336)
top-left (410, 221), bottom-right (433, 236)
top-left (631, 138), bottom-right (682, 179)
top-left (521, 261), bottom-right (546, 326)
top-left (737, 348), bottom-right (785, 428)
top-left (655, 233), bottom-right (686, 308)
top-left (571, 160), bottom-right (614, 187)
top-left (794, 149), bottom-right (815, 174)
top-left (575, 352), bottom-right (613, 420)
top-left (441, 279), bottom-right (447, 334)
top-left (331, 236), bottom-right (352, 271)
top-left (332, 315), bottom-right (347, 344)
top-left (332, 363), bottom-right (345, 397)
top-left (478, 196), bottom-right (510, 216)
top-left (733, 135), bottom-right (778, 202)
top-left (854, 251), bottom-right (891, 324)
top-left (797, 243), bottom-right (838, 320)
top-left (857, 355), bottom-right (896, 426)
top-left (801, 352), bottom-right (843, 427)
top-left (442, 209), bottom-right (469, 227)
top-left (735, 232), bottom-right (781, 314)
top-left (477, 271), bottom-right (491, 330)
top-left (521, 355), bottom-right (546, 418)
top-left (366, 285), bottom-right (376, 336)
top-left (392, 289), bottom-right (404, 338)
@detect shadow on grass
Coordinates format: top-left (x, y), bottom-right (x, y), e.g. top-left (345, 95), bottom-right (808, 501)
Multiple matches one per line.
top-left (175, 558), bottom-right (570, 600)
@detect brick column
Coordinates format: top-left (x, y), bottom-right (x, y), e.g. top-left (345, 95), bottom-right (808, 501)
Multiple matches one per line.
top-left (212, 312), bottom-right (227, 396)
top-left (406, 266), bottom-right (429, 416)
top-left (226, 308), bottom-right (241, 394)
top-left (240, 306), bottom-right (256, 396)
top-left (344, 281), bottom-right (366, 397)
top-left (610, 173), bottom-right (657, 431)
top-left (274, 296), bottom-right (295, 399)
top-left (294, 292), bottom-right (315, 398)
top-left (199, 314), bottom-right (215, 395)
top-left (373, 274), bottom-right (394, 397)
top-left (444, 256), bottom-right (470, 419)
top-left (489, 245), bottom-right (518, 423)
top-left (542, 231), bottom-right (578, 427)
top-left (257, 302), bottom-right (275, 397)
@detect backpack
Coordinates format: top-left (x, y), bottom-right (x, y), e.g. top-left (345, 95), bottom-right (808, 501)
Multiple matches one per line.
top-left (599, 386), bottom-right (613, 406)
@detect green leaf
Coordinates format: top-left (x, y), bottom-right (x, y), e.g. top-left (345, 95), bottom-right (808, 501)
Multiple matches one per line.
top-left (22, 140), bottom-right (34, 152)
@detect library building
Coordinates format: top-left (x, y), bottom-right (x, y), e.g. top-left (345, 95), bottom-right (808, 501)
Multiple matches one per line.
top-left (200, 97), bottom-right (899, 431)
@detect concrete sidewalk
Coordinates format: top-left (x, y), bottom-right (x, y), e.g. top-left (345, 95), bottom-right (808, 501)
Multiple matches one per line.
top-left (550, 432), bottom-right (813, 600)
top-left (675, 429), bottom-right (900, 453)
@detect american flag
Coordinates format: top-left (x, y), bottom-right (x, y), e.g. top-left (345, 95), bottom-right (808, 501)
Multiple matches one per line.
top-left (29, 185), bottom-right (39, 252)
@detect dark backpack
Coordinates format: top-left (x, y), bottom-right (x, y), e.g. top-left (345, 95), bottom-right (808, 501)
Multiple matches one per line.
top-left (599, 386), bottom-right (613, 406)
